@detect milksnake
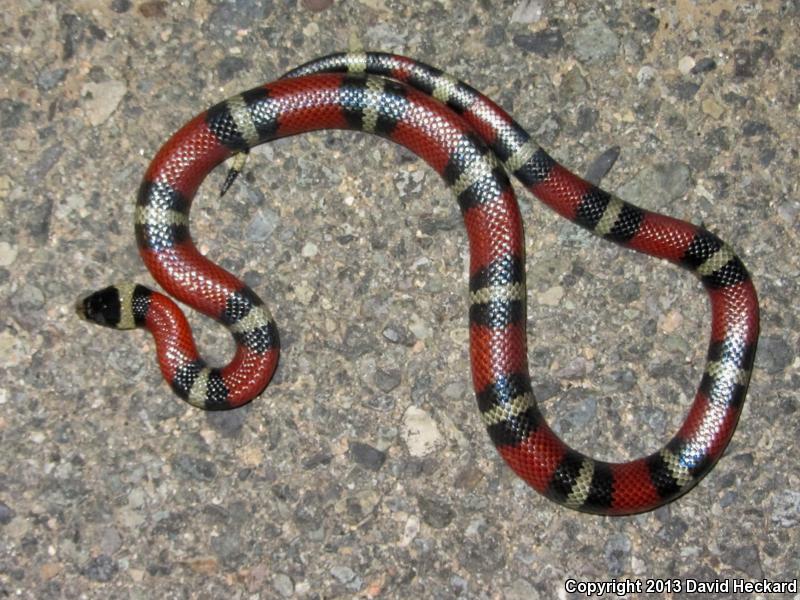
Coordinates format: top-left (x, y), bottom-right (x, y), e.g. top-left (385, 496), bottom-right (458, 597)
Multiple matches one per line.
top-left (78, 52), bottom-right (759, 515)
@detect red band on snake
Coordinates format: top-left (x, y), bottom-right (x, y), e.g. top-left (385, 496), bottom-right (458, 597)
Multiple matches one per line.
top-left (78, 52), bottom-right (759, 515)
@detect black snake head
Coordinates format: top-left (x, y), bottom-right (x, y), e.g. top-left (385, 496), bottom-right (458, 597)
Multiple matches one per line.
top-left (76, 286), bottom-right (124, 329)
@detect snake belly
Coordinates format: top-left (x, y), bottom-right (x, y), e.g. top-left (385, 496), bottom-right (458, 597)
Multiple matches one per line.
top-left (79, 52), bottom-right (759, 515)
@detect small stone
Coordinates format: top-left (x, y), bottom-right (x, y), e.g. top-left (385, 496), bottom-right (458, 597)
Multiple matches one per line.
top-left (604, 533), bottom-right (631, 576)
top-left (757, 335), bottom-right (792, 374)
top-left (637, 65), bottom-right (657, 86)
top-left (417, 495), bottom-right (454, 528)
top-left (537, 285), bottom-right (563, 306)
top-left (138, 1), bottom-right (167, 18)
top-left (26, 143), bottom-right (64, 185)
top-left (702, 97), bottom-right (725, 119)
top-left (82, 80), bottom-right (127, 126)
top-left (691, 57), bottom-right (717, 74)
top-left (617, 163), bottom-right (691, 205)
top-left (303, 451), bottom-right (333, 470)
top-left (111, 0), bottom-right (131, 12)
top-left (330, 565), bottom-right (356, 583)
top-left (742, 120), bottom-right (771, 137)
top-left (733, 48), bottom-right (755, 78)
top-left (483, 25), bottom-right (505, 47)
top-left (0, 501), bottom-right (14, 524)
top-left (216, 56), bottom-right (249, 82)
top-left (301, 241), bottom-right (318, 257)
top-left (402, 406), bottom-right (443, 457)
top-left (363, 396), bottom-right (395, 412)
top-left (37, 68), bottom-right (68, 91)
top-left (512, 28), bottom-right (564, 58)
top-left (171, 454), bottom-right (217, 481)
top-left (454, 464), bottom-right (484, 491)
top-left (632, 8), bottom-right (659, 33)
top-left (510, 0), bottom-right (544, 23)
top-left (771, 490), bottom-right (800, 528)
top-left (348, 441), bottom-right (386, 471)
top-left (556, 357), bottom-right (593, 380)
top-left (573, 20), bottom-right (619, 63)
top-left (0, 98), bottom-right (27, 128)
top-left (584, 146), bottom-right (620, 184)
top-left (246, 208), bottom-right (279, 241)
top-left (184, 556), bottom-right (218, 574)
top-left (374, 368), bottom-right (401, 392)
top-left (12, 284), bottom-right (45, 313)
top-left (407, 314), bottom-right (432, 340)
top-left (301, 0), bottom-right (333, 11)
top-left (273, 573), bottom-right (294, 596)
top-left (208, 407), bottom-right (248, 437)
top-left (83, 555), bottom-right (118, 582)
top-left (0, 242), bottom-right (17, 267)
top-left (560, 67), bottom-right (587, 98)
top-left (40, 563), bottom-right (63, 580)
top-left (678, 56), bottom-right (695, 75)
top-left (100, 527), bottom-right (122, 556)
top-left (659, 309), bottom-right (683, 333)
top-left (401, 515), bottom-right (420, 545)
top-left (672, 81), bottom-right (700, 100)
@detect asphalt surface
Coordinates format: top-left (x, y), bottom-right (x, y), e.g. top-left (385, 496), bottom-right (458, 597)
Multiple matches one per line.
top-left (1, 0), bottom-right (798, 598)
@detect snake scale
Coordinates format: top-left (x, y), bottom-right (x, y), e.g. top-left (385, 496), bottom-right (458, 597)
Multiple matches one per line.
top-left (78, 52), bottom-right (759, 515)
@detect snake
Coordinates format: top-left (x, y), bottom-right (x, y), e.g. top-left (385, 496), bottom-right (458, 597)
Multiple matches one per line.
top-left (77, 52), bottom-right (759, 515)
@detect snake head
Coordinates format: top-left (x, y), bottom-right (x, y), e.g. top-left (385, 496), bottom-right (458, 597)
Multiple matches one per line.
top-left (76, 285), bottom-right (127, 329)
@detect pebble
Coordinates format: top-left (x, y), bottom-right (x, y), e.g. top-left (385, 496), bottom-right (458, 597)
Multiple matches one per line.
top-left (110, 0), bottom-right (131, 12)
top-left (407, 314), bottom-right (432, 340)
top-left (273, 573), bottom-right (294, 596)
top-left (691, 57), bottom-right (717, 74)
top-left (301, 241), bottom-right (318, 257)
top-left (771, 490), bottom-right (800, 528)
top-left (401, 406), bottom-right (443, 457)
top-left (537, 285), bottom-right (564, 306)
top-left (512, 28), bottom-right (564, 58)
top-left (171, 454), bottom-right (217, 481)
top-left (206, 0), bottom-right (267, 36)
top-left (617, 162), bottom-right (691, 206)
top-left (560, 67), bottom-right (588, 99)
top-left (348, 441), bottom-right (386, 471)
top-left (37, 68), bottom-right (67, 91)
top-left (573, 20), bottom-right (619, 63)
top-left (245, 208), bottom-right (279, 241)
top-left (604, 533), bottom-right (631, 575)
top-left (301, 0), bottom-right (333, 12)
top-left (702, 97), bottom-right (725, 119)
top-left (82, 80), bottom-right (126, 126)
top-left (510, 0), bottom-right (544, 23)
top-left (0, 241), bottom-right (17, 267)
top-left (417, 495), bottom-right (454, 528)
top-left (584, 146), bottom-right (620, 184)
top-left (83, 555), bottom-right (118, 582)
top-left (215, 56), bottom-right (249, 82)
top-left (0, 98), bottom-right (27, 128)
top-left (757, 335), bottom-right (792, 374)
top-left (0, 501), bottom-right (14, 524)
top-left (25, 143), bottom-right (64, 185)
top-left (374, 368), bottom-right (401, 392)
top-left (678, 55), bottom-right (695, 75)
top-left (636, 65), bottom-right (657, 86)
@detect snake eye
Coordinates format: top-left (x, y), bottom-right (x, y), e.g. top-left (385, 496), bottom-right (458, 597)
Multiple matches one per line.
top-left (77, 286), bottom-right (122, 328)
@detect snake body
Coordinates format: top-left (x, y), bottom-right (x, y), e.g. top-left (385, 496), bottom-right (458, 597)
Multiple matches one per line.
top-left (79, 52), bottom-right (759, 515)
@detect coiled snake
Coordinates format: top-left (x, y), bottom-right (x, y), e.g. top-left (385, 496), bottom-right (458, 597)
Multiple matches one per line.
top-left (78, 52), bottom-right (759, 515)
